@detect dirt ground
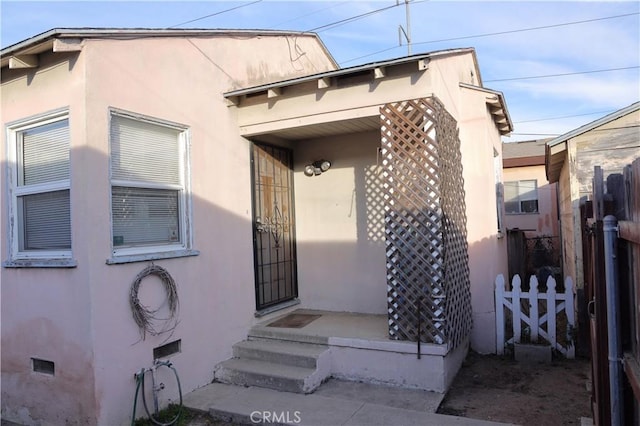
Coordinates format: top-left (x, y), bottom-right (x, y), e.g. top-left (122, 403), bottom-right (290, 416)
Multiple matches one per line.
top-left (2, 352), bottom-right (593, 426)
top-left (437, 351), bottom-right (592, 425)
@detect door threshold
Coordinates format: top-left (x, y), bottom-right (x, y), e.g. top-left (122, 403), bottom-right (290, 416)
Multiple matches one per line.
top-left (254, 298), bottom-right (300, 318)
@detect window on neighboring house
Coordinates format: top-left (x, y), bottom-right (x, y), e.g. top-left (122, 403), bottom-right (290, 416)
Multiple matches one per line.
top-left (7, 111), bottom-right (71, 261)
top-left (504, 180), bottom-right (539, 214)
top-left (109, 111), bottom-right (191, 257)
top-left (494, 148), bottom-right (505, 235)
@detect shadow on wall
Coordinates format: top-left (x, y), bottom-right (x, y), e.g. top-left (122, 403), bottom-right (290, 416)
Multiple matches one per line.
top-left (1, 127), bottom-right (501, 422)
top-left (466, 234), bottom-right (507, 354)
top-left (0, 142), bottom-right (254, 423)
top-left (0, 140), bottom-right (394, 423)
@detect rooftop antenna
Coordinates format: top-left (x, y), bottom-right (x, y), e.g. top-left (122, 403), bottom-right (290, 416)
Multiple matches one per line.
top-left (398, 0), bottom-right (412, 55)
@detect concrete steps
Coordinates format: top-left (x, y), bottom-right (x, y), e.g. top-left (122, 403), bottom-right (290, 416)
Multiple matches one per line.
top-left (213, 339), bottom-right (330, 394)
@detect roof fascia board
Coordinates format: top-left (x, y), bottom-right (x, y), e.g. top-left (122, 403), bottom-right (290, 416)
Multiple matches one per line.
top-left (503, 155), bottom-right (546, 168)
top-left (1, 28), bottom-right (323, 57)
top-left (8, 54), bottom-right (39, 69)
top-left (545, 141), bottom-right (567, 182)
top-left (547, 101), bottom-right (640, 148)
top-left (225, 55), bottom-right (433, 98)
top-left (0, 28), bottom-right (61, 57)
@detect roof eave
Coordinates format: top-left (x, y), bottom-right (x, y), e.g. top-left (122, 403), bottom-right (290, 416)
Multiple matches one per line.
top-left (460, 83), bottom-right (513, 136)
top-left (545, 140), bottom-right (567, 183)
top-left (1, 28), bottom-right (331, 69)
top-left (224, 47), bottom-right (477, 99)
top-left (547, 101), bottom-right (640, 148)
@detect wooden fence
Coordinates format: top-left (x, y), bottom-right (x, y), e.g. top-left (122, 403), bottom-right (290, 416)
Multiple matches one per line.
top-left (495, 273), bottom-right (575, 358)
top-left (584, 159), bottom-right (640, 425)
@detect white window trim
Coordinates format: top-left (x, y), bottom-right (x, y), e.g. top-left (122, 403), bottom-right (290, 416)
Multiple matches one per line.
top-left (5, 109), bottom-right (73, 265)
top-left (108, 108), bottom-right (194, 261)
top-left (504, 179), bottom-right (539, 215)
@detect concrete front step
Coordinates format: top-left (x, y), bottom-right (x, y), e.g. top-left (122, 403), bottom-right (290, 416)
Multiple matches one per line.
top-left (248, 325), bottom-right (329, 345)
top-left (234, 339), bottom-right (328, 369)
top-left (214, 357), bottom-right (326, 394)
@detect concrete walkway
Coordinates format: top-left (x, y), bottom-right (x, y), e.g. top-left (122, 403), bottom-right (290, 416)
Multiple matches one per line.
top-left (183, 379), bottom-right (515, 426)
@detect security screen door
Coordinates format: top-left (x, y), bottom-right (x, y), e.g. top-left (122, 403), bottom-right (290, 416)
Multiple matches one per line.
top-left (251, 143), bottom-right (298, 310)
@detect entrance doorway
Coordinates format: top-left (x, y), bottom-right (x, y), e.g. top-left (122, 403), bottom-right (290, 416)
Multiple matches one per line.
top-left (251, 143), bottom-right (298, 311)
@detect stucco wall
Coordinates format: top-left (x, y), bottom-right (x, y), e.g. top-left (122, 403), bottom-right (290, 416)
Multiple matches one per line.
top-left (503, 164), bottom-right (559, 237)
top-left (293, 131), bottom-right (387, 314)
top-left (0, 51), bottom-right (99, 424)
top-left (2, 39), bottom-right (509, 424)
top-left (233, 52), bottom-right (507, 354)
top-left (84, 35), bottom-right (334, 426)
top-left (458, 86), bottom-right (508, 354)
top-left (1, 33), bottom-right (336, 426)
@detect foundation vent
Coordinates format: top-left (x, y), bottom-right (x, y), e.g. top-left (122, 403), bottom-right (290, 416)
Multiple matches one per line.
top-left (32, 358), bottom-right (55, 375)
top-left (153, 339), bottom-right (181, 359)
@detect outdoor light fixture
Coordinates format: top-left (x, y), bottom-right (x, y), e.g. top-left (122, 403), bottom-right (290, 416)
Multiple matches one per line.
top-left (304, 159), bottom-right (332, 176)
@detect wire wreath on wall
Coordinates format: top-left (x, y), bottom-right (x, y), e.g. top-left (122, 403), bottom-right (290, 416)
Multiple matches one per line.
top-left (129, 263), bottom-right (179, 342)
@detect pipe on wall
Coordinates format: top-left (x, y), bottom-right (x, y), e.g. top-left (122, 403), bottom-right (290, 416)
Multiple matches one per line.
top-left (603, 214), bottom-right (623, 426)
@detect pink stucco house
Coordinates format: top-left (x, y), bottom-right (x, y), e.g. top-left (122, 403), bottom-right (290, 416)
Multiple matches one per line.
top-left (502, 139), bottom-right (559, 238)
top-left (502, 139), bottom-right (561, 283)
top-left (1, 29), bottom-right (512, 425)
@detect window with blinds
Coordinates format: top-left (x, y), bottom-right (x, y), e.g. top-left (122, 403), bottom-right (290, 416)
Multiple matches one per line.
top-left (10, 115), bottom-right (71, 258)
top-left (504, 180), bottom-right (539, 214)
top-left (110, 113), bottom-right (188, 254)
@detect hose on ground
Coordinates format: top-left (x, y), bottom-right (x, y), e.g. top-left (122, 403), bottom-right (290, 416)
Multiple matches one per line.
top-left (131, 369), bottom-right (144, 426)
top-left (132, 361), bottom-right (183, 426)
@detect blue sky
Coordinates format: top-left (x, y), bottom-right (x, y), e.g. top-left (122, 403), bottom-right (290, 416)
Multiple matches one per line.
top-left (1, 1), bottom-right (639, 141)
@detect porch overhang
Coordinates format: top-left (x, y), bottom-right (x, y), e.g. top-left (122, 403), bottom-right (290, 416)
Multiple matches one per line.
top-left (224, 55), bottom-right (436, 141)
top-left (223, 49), bottom-right (512, 141)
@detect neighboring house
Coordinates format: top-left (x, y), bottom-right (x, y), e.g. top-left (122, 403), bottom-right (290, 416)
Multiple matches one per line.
top-left (1, 28), bottom-right (511, 425)
top-left (546, 101), bottom-right (640, 290)
top-left (502, 138), bottom-right (558, 237)
top-left (502, 139), bottom-right (561, 283)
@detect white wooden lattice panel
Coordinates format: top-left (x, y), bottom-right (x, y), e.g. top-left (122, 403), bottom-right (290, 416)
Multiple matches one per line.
top-left (381, 97), bottom-right (472, 349)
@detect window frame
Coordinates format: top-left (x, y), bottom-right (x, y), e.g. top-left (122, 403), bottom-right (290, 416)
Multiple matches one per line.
top-left (504, 179), bottom-right (539, 215)
top-left (494, 149), bottom-right (505, 237)
top-left (108, 109), bottom-right (193, 260)
top-left (5, 109), bottom-right (73, 264)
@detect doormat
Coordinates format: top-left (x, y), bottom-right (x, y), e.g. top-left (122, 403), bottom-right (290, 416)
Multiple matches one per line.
top-left (267, 313), bottom-right (321, 328)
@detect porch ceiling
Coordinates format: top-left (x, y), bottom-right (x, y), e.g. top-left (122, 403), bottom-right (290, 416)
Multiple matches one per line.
top-left (251, 116), bottom-right (380, 141)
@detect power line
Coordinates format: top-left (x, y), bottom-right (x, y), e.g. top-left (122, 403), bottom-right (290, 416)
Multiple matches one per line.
top-left (307, 2), bottom-right (399, 33)
top-left (486, 66), bottom-right (639, 83)
top-left (592, 125), bottom-right (640, 132)
top-left (340, 11), bottom-right (640, 65)
top-left (514, 110), bottom-right (617, 124)
top-left (508, 133), bottom-right (561, 136)
top-left (414, 12), bottom-right (639, 46)
top-left (508, 126), bottom-right (640, 138)
top-left (271, 1), bottom-right (350, 29)
top-left (308, 0), bottom-right (429, 33)
top-left (168, 0), bottom-right (263, 28)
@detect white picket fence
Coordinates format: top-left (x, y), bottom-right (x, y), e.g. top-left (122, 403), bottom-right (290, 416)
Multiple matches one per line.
top-left (495, 274), bottom-right (575, 358)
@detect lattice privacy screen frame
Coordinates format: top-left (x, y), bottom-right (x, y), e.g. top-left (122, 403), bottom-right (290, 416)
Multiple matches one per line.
top-left (380, 97), bottom-right (472, 350)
